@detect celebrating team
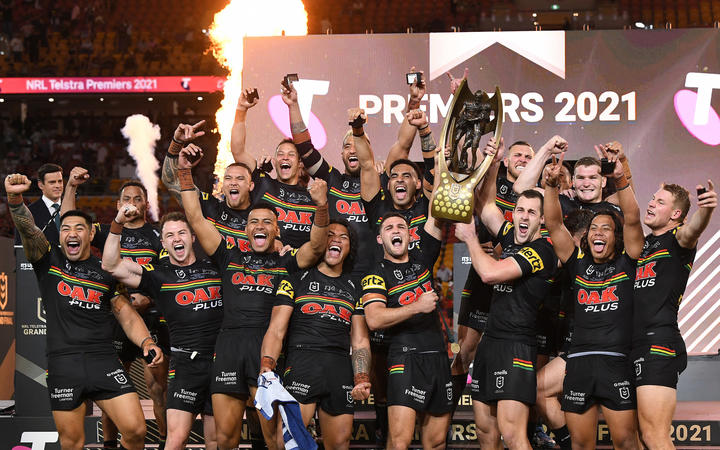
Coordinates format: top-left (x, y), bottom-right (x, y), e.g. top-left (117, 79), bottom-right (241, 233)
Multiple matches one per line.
top-left (7, 68), bottom-right (717, 450)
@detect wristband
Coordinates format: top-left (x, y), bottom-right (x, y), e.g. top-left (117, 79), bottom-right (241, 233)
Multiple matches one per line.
top-left (168, 140), bottom-right (183, 156)
top-left (419, 126), bottom-right (432, 138)
top-left (109, 219), bottom-right (123, 235)
top-left (621, 159), bottom-right (632, 180)
top-left (7, 193), bottom-right (23, 206)
top-left (178, 168), bottom-right (194, 191)
top-left (352, 126), bottom-right (365, 138)
top-left (261, 355), bottom-right (276, 371)
top-left (614, 174), bottom-right (629, 191)
top-left (313, 203), bottom-right (329, 228)
top-left (140, 336), bottom-right (154, 349)
top-left (354, 372), bottom-right (370, 385)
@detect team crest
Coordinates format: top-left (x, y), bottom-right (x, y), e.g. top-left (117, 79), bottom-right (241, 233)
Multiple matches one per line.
top-left (495, 376), bottom-right (504, 389)
top-left (346, 391), bottom-right (354, 404)
top-left (447, 386), bottom-right (453, 401)
top-left (309, 281), bottom-right (320, 292)
top-left (394, 270), bottom-right (403, 280)
top-left (635, 362), bottom-right (641, 376)
top-left (499, 184), bottom-right (508, 194)
top-left (114, 374), bottom-right (128, 384)
top-left (221, 211), bottom-right (228, 220)
top-left (619, 387), bottom-right (630, 400)
top-left (343, 181), bottom-right (349, 189)
top-left (175, 270), bottom-right (186, 279)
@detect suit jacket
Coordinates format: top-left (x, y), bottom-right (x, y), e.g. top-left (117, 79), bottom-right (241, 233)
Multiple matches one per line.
top-left (14, 198), bottom-right (60, 246)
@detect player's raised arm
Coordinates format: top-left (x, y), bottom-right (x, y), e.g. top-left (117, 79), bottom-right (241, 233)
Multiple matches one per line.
top-left (6, 173), bottom-right (49, 262)
top-left (176, 147), bottom-right (223, 255)
top-left (350, 108), bottom-right (382, 202)
top-left (60, 166), bottom-right (90, 215)
top-left (455, 218), bottom-right (523, 284)
top-left (476, 137), bottom-right (507, 237)
top-left (295, 179), bottom-right (329, 268)
top-left (162, 121), bottom-right (205, 204)
top-left (513, 135), bottom-right (567, 194)
top-left (385, 67), bottom-right (426, 173)
top-left (543, 154), bottom-right (577, 264)
top-left (101, 205), bottom-right (144, 289)
top-left (231, 88), bottom-right (259, 172)
top-left (606, 152), bottom-right (644, 259)
top-left (677, 180), bottom-right (717, 248)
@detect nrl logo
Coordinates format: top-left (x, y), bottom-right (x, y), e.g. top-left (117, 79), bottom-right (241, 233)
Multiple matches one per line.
top-left (309, 281), bottom-right (320, 292)
top-left (495, 376), bottom-right (504, 389)
top-left (394, 270), bottom-right (403, 280)
top-left (619, 386), bottom-right (630, 400)
top-left (175, 270), bottom-right (186, 279)
top-left (37, 298), bottom-right (46, 323)
top-left (0, 272), bottom-right (7, 310)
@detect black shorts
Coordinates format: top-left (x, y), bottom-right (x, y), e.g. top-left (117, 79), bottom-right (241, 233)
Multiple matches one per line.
top-left (562, 354), bottom-right (636, 414)
top-left (386, 350), bottom-right (452, 414)
top-left (113, 313), bottom-right (171, 363)
top-left (470, 336), bottom-right (537, 405)
top-left (47, 352), bottom-right (136, 411)
top-left (283, 349), bottom-right (354, 416)
top-left (558, 317), bottom-right (573, 356)
top-left (167, 352), bottom-right (214, 415)
top-left (457, 270), bottom-right (492, 331)
top-left (631, 339), bottom-right (687, 389)
top-left (211, 328), bottom-right (263, 397)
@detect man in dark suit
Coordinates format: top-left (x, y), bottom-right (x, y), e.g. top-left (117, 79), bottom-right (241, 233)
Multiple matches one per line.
top-left (14, 163), bottom-right (64, 246)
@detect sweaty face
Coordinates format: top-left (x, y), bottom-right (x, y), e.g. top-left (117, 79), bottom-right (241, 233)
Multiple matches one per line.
top-left (117, 186), bottom-right (147, 220)
top-left (246, 208), bottom-right (279, 253)
top-left (341, 136), bottom-right (360, 176)
top-left (161, 220), bottom-right (195, 265)
top-left (587, 215), bottom-right (617, 262)
top-left (60, 216), bottom-right (93, 261)
top-left (222, 165), bottom-right (253, 209)
top-left (324, 223), bottom-right (351, 268)
top-left (378, 216), bottom-right (410, 259)
top-left (274, 143), bottom-right (300, 183)
top-left (388, 164), bottom-right (420, 208)
top-left (573, 165), bottom-right (605, 203)
top-left (644, 188), bottom-right (681, 230)
top-left (39, 171), bottom-right (64, 202)
top-left (504, 145), bottom-right (533, 181)
top-left (512, 196), bottom-right (543, 245)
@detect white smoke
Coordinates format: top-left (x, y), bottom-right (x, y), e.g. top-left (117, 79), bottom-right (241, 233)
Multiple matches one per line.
top-left (120, 114), bottom-right (161, 222)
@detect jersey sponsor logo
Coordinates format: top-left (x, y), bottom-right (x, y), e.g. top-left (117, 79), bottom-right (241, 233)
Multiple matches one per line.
top-left (518, 247), bottom-right (544, 272)
top-left (362, 275), bottom-right (386, 291)
top-left (231, 272), bottom-right (275, 287)
top-left (635, 261), bottom-right (657, 288)
top-left (175, 286), bottom-right (223, 310)
top-left (278, 279), bottom-right (294, 297)
top-left (143, 264), bottom-right (155, 271)
top-left (501, 222), bottom-right (513, 236)
top-left (299, 301), bottom-right (352, 322)
top-left (577, 286), bottom-right (619, 312)
top-left (57, 280), bottom-right (103, 308)
top-left (335, 199), bottom-right (366, 217)
top-left (224, 235), bottom-right (251, 252)
top-left (397, 281), bottom-right (433, 306)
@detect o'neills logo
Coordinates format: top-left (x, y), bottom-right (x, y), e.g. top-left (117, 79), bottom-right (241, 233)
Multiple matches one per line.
top-left (0, 272), bottom-right (7, 310)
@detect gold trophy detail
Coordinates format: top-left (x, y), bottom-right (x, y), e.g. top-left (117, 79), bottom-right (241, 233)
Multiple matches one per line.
top-left (432, 79), bottom-right (503, 223)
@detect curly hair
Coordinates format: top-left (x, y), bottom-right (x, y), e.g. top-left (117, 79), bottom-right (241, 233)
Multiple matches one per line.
top-left (579, 209), bottom-right (625, 258)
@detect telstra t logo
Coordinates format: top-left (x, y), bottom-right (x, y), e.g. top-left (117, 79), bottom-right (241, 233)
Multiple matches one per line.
top-left (268, 79), bottom-right (329, 149)
top-left (674, 72), bottom-right (720, 146)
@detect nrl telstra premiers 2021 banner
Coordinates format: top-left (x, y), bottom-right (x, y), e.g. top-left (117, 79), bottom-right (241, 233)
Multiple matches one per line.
top-left (243, 29), bottom-right (720, 354)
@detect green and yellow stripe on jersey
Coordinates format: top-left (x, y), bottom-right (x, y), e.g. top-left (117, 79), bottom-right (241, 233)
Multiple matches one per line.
top-left (574, 272), bottom-right (630, 289)
top-left (48, 266), bottom-right (110, 292)
top-left (159, 278), bottom-right (222, 291)
top-left (638, 249), bottom-right (671, 265)
top-left (295, 294), bottom-right (355, 311)
top-left (262, 193), bottom-right (317, 212)
top-left (329, 187), bottom-right (360, 200)
top-left (388, 269), bottom-right (431, 296)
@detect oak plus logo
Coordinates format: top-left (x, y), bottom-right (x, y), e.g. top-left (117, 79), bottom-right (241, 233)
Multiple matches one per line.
top-left (674, 72), bottom-right (720, 146)
top-left (268, 79), bottom-right (329, 149)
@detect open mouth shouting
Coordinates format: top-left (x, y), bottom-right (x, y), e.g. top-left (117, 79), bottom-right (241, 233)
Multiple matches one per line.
top-left (390, 235), bottom-right (403, 250)
top-left (394, 185), bottom-right (407, 201)
top-left (228, 188), bottom-right (240, 202)
top-left (517, 222), bottom-right (529, 237)
top-left (173, 243), bottom-right (186, 258)
top-left (253, 232), bottom-right (268, 248)
top-left (66, 239), bottom-right (81, 256)
top-left (328, 244), bottom-right (342, 259)
top-left (347, 155), bottom-right (359, 168)
top-left (592, 239), bottom-right (607, 254)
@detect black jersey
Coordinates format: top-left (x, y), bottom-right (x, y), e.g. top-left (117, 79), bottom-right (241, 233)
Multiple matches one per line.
top-left (633, 228), bottom-right (696, 343)
top-left (484, 221), bottom-right (558, 345)
top-left (276, 267), bottom-right (362, 354)
top-left (560, 196), bottom-right (623, 218)
top-left (495, 176), bottom-right (518, 222)
top-left (361, 229), bottom-right (443, 353)
top-left (138, 259), bottom-right (223, 353)
top-left (92, 222), bottom-right (163, 266)
top-left (210, 240), bottom-right (299, 329)
top-left (251, 170), bottom-right (316, 249)
top-left (33, 245), bottom-right (118, 356)
top-left (565, 248), bottom-right (635, 355)
top-left (199, 191), bottom-right (250, 252)
top-left (363, 190), bottom-right (429, 258)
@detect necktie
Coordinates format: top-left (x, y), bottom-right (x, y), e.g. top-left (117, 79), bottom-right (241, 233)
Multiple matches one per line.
top-left (52, 203), bottom-right (61, 231)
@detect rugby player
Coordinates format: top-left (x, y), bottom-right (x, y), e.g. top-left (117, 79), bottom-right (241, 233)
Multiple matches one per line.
top-left (544, 153), bottom-right (644, 450)
top-left (102, 208), bottom-right (223, 450)
top-left (61, 167), bottom-right (170, 448)
top-left (260, 219), bottom-right (371, 450)
top-left (632, 181), bottom-right (716, 449)
top-left (176, 145), bottom-right (328, 450)
top-left (7, 172), bottom-right (162, 450)
top-left (455, 139), bottom-right (558, 450)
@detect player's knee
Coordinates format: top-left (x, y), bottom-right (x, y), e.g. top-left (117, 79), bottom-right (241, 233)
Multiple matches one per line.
top-left (216, 429), bottom-right (240, 449)
top-left (58, 431), bottom-right (84, 450)
top-left (119, 418), bottom-right (146, 444)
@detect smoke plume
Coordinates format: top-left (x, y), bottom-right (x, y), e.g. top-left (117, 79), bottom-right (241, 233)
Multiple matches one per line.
top-left (120, 114), bottom-right (161, 221)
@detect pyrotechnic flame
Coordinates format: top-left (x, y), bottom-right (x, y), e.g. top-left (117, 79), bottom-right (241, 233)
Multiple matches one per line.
top-left (209, 0), bottom-right (308, 178)
top-left (120, 114), bottom-right (161, 222)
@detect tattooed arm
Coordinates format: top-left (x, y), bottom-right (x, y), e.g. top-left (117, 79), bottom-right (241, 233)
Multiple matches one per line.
top-left (350, 314), bottom-right (371, 400)
top-left (162, 122), bottom-right (205, 205)
top-left (6, 174), bottom-right (50, 263)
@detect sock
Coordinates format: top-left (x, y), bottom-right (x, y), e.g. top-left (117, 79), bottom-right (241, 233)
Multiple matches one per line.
top-left (375, 401), bottom-right (388, 442)
top-left (102, 439), bottom-right (118, 450)
top-left (552, 425), bottom-right (572, 450)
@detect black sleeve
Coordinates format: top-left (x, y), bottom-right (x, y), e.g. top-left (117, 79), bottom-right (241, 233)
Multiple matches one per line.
top-left (380, 172), bottom-right (390, 193)
top-left (209, 239), bottom-right (233, 269)
top-left (296, 138), bottom-right (332, 180)
top-left (137, 266), bottom-right (162, 300)
top-left (419, 227), bottom-right (442, 270)
top-left (250, 170), bottom-right (272, 204)
top-left (511, 240), bottom-right (558, 278)
top-left (362, 189), bottom-right (386, 229)
top-left (275, 275), bottom-right (296, 307)
top-left (91, 223), bottom-right (109, 250)
top-left (199, 191), bottom-right (219, 220)
top-left (423, 157), bottom-right (435, 185)
top-left (559, 195), bottom-right (578, 218)
top-left (282, 250), bottom-right (301, 274)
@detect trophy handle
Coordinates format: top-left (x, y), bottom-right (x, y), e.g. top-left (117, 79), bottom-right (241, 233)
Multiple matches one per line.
top-left (493, 86), bottom-right (504, 143)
